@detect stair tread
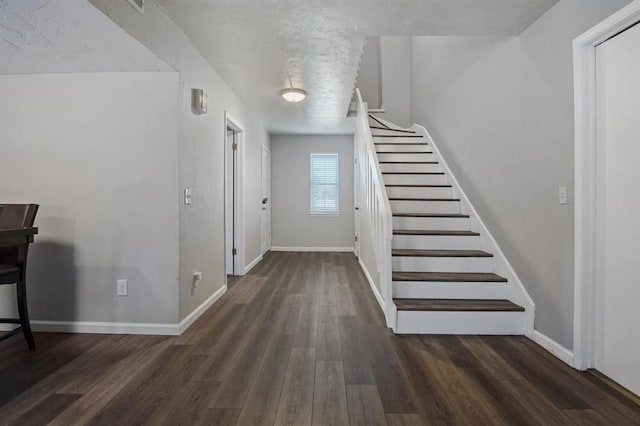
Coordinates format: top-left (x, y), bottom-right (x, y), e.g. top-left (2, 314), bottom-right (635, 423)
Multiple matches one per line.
top-left (386, 184), bottom-right (451, 187)
top-left (394, 298), bottom-right (524, 312)
top-left (393, 213), bottom-right (469, 218)
top-left (374, 143), bottom-right (428, 146)
top-left (392, 249), bottom-right (492, 257)
top-left (392, 271), bottom-right (507, 282)
top-left (370, 126), bottom-right (416, 134)
top-left (383, 172), bottom-right (445, 175)
top-left (380, 161), bottom-right (439, 164)
top-left (372, 135), bottom-right (424, 138)
top-left (390, 198), bottom-right (460, 202)
top-left (393, 229), bottom-right (479, 236)
top-left (376, 151), bottom-right (433, 153)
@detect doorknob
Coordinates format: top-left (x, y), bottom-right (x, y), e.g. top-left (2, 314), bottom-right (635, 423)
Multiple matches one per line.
top-left (262, 197), bottom-right (268, 204)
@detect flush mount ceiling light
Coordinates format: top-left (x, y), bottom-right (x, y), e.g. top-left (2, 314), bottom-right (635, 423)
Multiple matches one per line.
top-left (280, 87), bottom-right (307, 103)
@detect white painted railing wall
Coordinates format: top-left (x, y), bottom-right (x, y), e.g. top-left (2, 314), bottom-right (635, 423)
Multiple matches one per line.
top-left (354, 89), bottom-right (396, 330)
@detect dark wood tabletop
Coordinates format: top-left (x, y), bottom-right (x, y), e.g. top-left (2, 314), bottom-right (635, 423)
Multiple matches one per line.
top-left (0, 227), bottom-right (38, 248)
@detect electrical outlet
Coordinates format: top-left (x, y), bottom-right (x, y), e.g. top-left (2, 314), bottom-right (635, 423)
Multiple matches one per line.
top-left (184, 188), bottom-right (192, 205)
top-left (193, 272), bottom-right (202, 287)
top-left (559, 186), bottom-right (567, 205)
top-left (117, 279), bottom-right (128, 296)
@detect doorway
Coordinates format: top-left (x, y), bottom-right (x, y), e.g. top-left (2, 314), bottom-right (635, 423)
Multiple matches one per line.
top-left (261, 145), bottom-right (271, 255)
top-left (225, 113), bottom-right (244, 278)
top-left (592, 21), bottom-right (640, 396)
top-left (573, 1), bottom-right (640, 397)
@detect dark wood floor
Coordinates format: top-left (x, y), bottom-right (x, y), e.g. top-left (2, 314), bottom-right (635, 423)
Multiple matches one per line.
top-left (0, 252), bottom-right (638, 425)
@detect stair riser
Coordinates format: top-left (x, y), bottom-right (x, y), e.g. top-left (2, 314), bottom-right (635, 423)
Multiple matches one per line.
top-left (393, 216), bottom-right (470, 230)
top-left (393, 281), bottom-right (508, 299)
top-left (395, 310), bottom-right (526, 334)
top-left (390, 200), bottom-right (461, 214)
top-left (386, 186), bottom-right (452, 199)
top-left (392, 234), bottom-right (480, 250)
top-left (383, 174), bottom-right (447, 185)
top-left (380, 163), bottom-right (442, 173)
top-left (373, 136), bottom-right (425, 142)
top-left (392, 256), bottom-right (493, 273)
top-left (375, 144), bottom-right (430, 152)
top-left (377, 153), bottom-right (436, 162)
top-left (370, 128), bottom-right (417, 136)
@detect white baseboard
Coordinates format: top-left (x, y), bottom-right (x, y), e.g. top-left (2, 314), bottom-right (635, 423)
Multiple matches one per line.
top-left (242, 254), bottom-right (263, 275)
top-left (31, 320), bottom-right (180, 335)
top-left (530, 330), bottom-right (574, 367)
top-left (271, 246), bottom-right (355, 253)
top-left (358, 258), bottom-right (385, 312)
top-left (178, 284), bottom-right (227, 334)
top-left (0, 324), bottom-right (18, 332)
top-left (29, 283), bottom-right (228, 336)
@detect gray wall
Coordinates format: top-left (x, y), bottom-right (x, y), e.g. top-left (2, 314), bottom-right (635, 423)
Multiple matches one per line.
top-left (0, 72), bottom-right (180, 324)
top-left (409, 0), bottom-right (632, 348)
top-left (380, 37), bottom-right (412, 128)
top-left (90, 0), bottom-right (270, 319)
top-left (356, 37), bottom-right (381, 109)
top-left (271, 135), bottom-right (355, 249)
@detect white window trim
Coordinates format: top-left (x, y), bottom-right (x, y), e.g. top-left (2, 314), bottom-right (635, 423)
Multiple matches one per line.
top-left (309, 153), bottom-right (340, 215)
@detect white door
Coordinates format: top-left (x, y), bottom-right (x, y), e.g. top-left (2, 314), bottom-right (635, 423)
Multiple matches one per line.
top-left (226, 128), bottom-right (236, 275)
top-left (354, 155), bottom-right (360, 257)
top-left (261, 145), bottom-right (271, 254)
top-left (594, 22), bottom-right (640, 395)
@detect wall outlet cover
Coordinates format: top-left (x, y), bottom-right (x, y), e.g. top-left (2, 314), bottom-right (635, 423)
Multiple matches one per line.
top-left (117, 279), bottom-right (128, 296)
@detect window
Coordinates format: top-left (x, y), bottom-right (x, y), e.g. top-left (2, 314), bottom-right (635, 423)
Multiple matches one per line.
top-left (310, 153), bottom-right (339, 214)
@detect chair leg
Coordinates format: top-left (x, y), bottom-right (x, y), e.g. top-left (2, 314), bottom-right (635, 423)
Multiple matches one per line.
top-left (16, 275), bottom-right (36, 350)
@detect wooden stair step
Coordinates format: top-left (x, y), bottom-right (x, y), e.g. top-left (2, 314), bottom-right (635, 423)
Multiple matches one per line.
top-left (394, 298), bottom-right (524, 312)
top-left (379, 161), bottom-right (439, 164)
top-left (392, 249), bottom-right (492, 257)
top-left (370, 126), bottom-right (416, 134)
top-left (372, 135), bottom-right (424, 138)
top-left (386, 184), bottom-right (451, 188)
top-left (376, 151), bottom-right (434, 154)
top-left (382, 172), bottom-right (445, 175)
top-left (389, 198), bottom-right (460, 202)
top-left (374, 143), bottom-right (427, 146)
top-left (392, 271), bottom-right (507, 282)
top-left (393, 213), bottom-right (469, 218)
top-left (393, 229), bottom-right (480, 236)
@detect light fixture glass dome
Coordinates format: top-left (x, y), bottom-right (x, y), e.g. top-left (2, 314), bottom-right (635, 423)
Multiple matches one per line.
top-left (280, 88), bottom-right (307, 102)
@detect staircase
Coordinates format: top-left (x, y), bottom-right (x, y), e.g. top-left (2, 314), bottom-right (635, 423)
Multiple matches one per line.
top-left (365, 112), bottom-right (534, 335)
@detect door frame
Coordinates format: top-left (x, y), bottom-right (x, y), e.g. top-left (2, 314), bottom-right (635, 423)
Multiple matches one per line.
top-left (224, 111), bottom-right (245, 277)
top-left (572, 0), bottom-right (640, 371)
top-left (261, 144), bottom-right (271, 255)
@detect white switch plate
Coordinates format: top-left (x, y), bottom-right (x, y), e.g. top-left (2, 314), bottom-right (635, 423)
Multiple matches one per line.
top-left (184, 188), bottom-right (192, 205)
top-left (559, 186), bottom-right (567, 205)
top-left (117, 279), bottom-right (128, 296)
top-left (193, 272), bottom-right (202, 287)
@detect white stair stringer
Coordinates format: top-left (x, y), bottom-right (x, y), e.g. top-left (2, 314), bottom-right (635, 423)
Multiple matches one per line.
top-left (370, 116), bottom-right (535, 336)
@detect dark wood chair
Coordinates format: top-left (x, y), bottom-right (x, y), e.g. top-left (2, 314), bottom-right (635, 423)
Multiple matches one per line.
top-left (0, 204), bottom-right (39, 349)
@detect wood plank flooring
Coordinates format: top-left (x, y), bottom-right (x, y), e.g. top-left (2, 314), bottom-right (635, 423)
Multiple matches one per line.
top-left (0, 251), bottom-right (638, 425)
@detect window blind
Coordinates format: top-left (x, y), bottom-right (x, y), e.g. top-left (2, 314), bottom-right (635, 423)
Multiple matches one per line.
top-left (310, 153), bottom-right (339, 214)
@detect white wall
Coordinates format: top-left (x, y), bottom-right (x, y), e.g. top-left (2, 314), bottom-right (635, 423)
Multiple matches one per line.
top-left (0, 72), bottom-right (180, 324)
top-left (409, 0), bottom-right (632, 348)
top-left (271, 135), bottom-right (354, 250)
top-left (89, 0), bottom-right (269, 319)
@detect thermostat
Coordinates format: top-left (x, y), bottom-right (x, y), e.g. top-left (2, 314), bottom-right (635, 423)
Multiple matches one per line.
top-left (192, 88), bottom-right (208, 114)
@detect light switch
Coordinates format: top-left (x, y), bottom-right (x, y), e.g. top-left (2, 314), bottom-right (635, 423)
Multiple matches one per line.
top-left (184, 188), bottom-right (192, 205)
top-left (559, 186), bottom-right (567, 205)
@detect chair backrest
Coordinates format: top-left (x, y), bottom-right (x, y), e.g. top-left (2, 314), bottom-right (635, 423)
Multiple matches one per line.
top-left (0, 204), bottom-right (39, 266)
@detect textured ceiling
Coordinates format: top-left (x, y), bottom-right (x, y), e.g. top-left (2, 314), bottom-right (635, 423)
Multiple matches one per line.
top-left (158, 0), bottom-right (558, 134)
top-left (0, 0), bottom-right (171, 74)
